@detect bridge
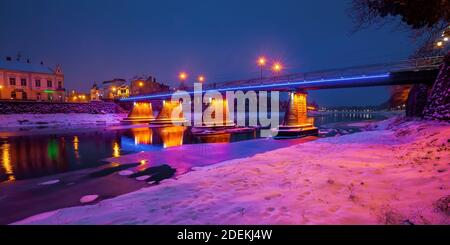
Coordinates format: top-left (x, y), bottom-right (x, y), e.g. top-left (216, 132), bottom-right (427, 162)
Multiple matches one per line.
top-left (120, 56), bottom-right (444, 136)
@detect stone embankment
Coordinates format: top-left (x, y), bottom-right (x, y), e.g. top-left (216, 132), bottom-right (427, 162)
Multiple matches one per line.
top-left (0, 101), bottom-right (128, 114)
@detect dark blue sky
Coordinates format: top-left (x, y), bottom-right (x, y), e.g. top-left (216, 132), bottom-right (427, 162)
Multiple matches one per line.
top-left (0, 0), bottom-right (416, 106)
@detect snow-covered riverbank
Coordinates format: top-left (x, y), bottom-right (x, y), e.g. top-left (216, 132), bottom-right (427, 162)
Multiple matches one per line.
top-left (0, 113), bottom-right (128, 129)
top-left (15, 117), bottom-right (450, 225)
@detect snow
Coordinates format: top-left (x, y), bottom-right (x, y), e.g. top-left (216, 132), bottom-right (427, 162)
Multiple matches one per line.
top-left (118, 170), bottom-right (134, 176)
top-left (135, 175), bottom-right (150, 181)
top-left (13, 118), bottom-right (450, 225)
top-left (0, 60), bottom-right (54, 74)
top-left (80, 195), bottom-right (99, 204)
top-left (38, 179), bottom-right (60, 185)
top-left (0, 113), bottom-right (127, 129)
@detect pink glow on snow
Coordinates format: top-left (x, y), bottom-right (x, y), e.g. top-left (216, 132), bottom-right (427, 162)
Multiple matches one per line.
top-left (14, 117), bottom-right (450, 225)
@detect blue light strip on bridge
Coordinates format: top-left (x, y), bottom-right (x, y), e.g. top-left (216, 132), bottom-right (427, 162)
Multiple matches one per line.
top-left (120, 73), bottom-right (390, 101)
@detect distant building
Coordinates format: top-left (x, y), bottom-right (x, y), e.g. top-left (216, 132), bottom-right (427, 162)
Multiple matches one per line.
top-left (67, 90), bottom-right (89, 103)
top-left (100, 76), bottom-right (170, 100)
top-left (90, 83), bottom-right (101, 101)
top-left (130, 76), bottom-right (170, 96)
top-left (0, 56), bottom-right (65, 101)
top-left (101, 78), bottom-right (129, 100)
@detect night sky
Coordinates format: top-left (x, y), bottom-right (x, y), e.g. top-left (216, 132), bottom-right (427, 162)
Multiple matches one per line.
top-left (0, 0), bottom-right (416, 106)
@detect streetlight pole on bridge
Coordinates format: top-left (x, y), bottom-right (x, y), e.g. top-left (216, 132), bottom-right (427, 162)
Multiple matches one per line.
top-left (257, 56), bottom-right (266, 80)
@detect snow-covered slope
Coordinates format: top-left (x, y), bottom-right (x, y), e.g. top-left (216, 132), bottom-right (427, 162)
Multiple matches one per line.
top-left (14, 118), bottom-right (450, 225)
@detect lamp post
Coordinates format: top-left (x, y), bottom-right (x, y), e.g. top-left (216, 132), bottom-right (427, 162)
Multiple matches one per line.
top-left (257, 57), bottom-right (266, 80)
top-left (178, 72), bottom-right (188, 89)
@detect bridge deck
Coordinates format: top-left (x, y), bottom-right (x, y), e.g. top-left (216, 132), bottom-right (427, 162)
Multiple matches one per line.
top-left (121, 56), bottom-right (443, 101)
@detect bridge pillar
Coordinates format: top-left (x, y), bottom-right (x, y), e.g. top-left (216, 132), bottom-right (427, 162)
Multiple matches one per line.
top-left (201, 97), bottom-right (235, 128)
top-left (150, 100), bottom-right (187, 125)
top-left (283, 91), bottom-right (311, 126)
top-left (122, 102), bottom-right (155, 123)
top-left (276, 90), bottom-right (318, 138)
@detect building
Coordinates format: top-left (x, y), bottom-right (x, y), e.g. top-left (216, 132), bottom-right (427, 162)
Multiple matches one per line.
top-left (0, 57), bottom-right (65, 101)
top-left (101, 78), bottom-right (129, 100)
top-left (100, 76), bottom-right (170, 100)
top-left (90, 83), bottom-right (101, 101)
top-left (130, 76), bottom-right (170, 96)
top-left (67, 90), bottom-right (89, 103)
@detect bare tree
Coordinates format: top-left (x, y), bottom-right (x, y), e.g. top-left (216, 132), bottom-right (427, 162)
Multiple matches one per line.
top-left (349, 0), bottom-right (450, 57)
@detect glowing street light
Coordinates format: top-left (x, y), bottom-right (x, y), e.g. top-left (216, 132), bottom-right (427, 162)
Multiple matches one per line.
top-left (198, 75), bottom-right (205, 83)
top-left (138, 81), bottom-right (144, 87)
top-left (437, 41), bottom-right (443, 47)
top-left (178, 72), bottom-right (188, 81)
top-left (272, 62), bottom-right (283, 73)
top-left (257, 57), bottom-right (266, 66)
top-left (257, 56), bottom-right (266, 79)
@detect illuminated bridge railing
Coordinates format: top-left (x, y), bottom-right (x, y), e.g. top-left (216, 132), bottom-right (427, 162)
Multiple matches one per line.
top-left (120, 56), bottom-right (444, 101)
top-left (202, 56), bottom-right (444, 90)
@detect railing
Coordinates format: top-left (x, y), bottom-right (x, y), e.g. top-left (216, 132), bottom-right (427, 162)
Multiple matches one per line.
top-left (122, 56), bottom-right (444, 101)
top-left (202, 56), bottom-right (444, 90)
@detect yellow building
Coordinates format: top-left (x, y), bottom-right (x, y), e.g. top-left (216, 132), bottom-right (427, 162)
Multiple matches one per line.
top-left (101, 79), bottom-right (129, 100)
top-left (0, 57), bottom-right (65, 101)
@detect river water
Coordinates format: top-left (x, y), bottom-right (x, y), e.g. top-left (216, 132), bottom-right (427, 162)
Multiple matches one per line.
top-left (0, 112), bottom-right (388, 183)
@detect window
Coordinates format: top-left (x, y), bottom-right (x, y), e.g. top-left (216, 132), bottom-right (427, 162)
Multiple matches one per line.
top-left (11, 91), bottom-right (16, 99)
top-left (21, 78), bottom-right (27, 86)
top-left (35, 79), bottom-right (41, 87)
top-left (57, 81), bottom-right (62, 89)
top-left (9, 78), bottom-right (16, 86)
top-left (47, 80), bottom-right (52, 88)
top-left (37, 93), bottom-right (41, 100)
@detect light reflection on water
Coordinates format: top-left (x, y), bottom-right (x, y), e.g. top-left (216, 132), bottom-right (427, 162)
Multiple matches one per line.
top-left (0, 125), bottom-right (253, 182)
top-left (313, 112), bottom-right (380, 126)
top-left (0, 112), bottom-right (386, 182)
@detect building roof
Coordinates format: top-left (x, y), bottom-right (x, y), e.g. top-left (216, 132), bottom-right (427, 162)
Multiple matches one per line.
top-left (0, 60), bottom-right (55, 74)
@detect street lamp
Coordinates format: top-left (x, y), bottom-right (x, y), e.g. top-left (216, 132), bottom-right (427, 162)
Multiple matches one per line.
top-left (178, 72), bottom-right (188, 90)
top-left (198, 75), bottom-right (205, 83)
top-left (272, 62), bottom-right (283, 73)
top-left (257, 56), bottom-right (266, 80)
top-left (178, 72), bottom-right (188, 81)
